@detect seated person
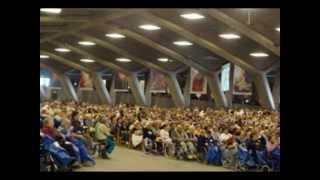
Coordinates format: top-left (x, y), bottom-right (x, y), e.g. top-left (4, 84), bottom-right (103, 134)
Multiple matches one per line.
top-left (131, 129), bottom-right (143, 149)
top-left (119, 121), bottom-right (130, 145)
top-left (42, 117), bottom-right (81, 167)
top-left (142, 122), bottom-right (156, 153)
top-left (95, 118), bottom-right (115, 159)
top-left (160, 124), bottom-right (175, 156)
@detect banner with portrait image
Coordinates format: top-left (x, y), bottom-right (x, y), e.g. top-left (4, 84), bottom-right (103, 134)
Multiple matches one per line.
top-left (79, 71), bottom-right (93, 89)
top-left (150, 70), bottom-right (167, 93)
top-left (233, 65), bottom-right (252, 95)
top-left (115, 72), bottom-right (129, 91)
top-left (221, 63), bottom-right (230, 92)
top-left (190, 68), bottom-right (207, 97)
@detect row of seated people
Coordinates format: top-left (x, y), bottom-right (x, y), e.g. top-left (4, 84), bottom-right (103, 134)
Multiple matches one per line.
top-left (40, 113), bottom-right (115, 171)
top-left (40, 101), bottom-right (280, 171)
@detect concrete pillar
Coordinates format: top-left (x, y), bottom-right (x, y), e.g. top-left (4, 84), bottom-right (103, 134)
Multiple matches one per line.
top-left (110, 74), bottom-right (116, 105)
top-left (144, 71), bottom-right (152, 106)
top-left (226, 63), bottom-right (235, 106)
top-left (91, 72), bottom-right (113, 105)
top-left (252, 73), bottom-right (275, 110)
top-left (40, 85), bottom-right (48, 101)
top-left (60, 73), bottom-right (79, 102)
top-left (165, 73), bottom-right (185, 108)
top-left (183, 68), bottom-right (191, 107)
top-left (272, 74), bottom-right (280, 110)
top-left (206, 72), bottom-right (228, 108)
top-left (127, 73), bottom-right (147, 106)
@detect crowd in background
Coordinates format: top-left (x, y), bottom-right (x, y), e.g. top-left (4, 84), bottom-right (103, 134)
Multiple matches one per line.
top-left (40, 101), bottom-right (280, 171)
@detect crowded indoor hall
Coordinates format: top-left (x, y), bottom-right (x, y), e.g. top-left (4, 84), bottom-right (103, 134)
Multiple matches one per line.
top-left (40, 8), bottom-right (280, 172)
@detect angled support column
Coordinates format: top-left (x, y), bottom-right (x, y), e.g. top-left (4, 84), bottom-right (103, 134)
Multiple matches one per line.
top-left (252, 73), bottom-right (275, 110)
top-left (165, 73), bottom-right (185, 108)
top-left (183, 68), bottom-right (191, 107)
top-left (226, 63), bottom-right (235, 106)
top-left (127, 73), bottom-right (147, 106)
top-left (272, 74), bottom-right (280, 110)
top-left (91, 72), bottom-right (112, 105)
top-left (110, 74), bottom-right (117, 105)
top-left (40, 86), bottom-right (48, 101)
top-left (144, 71), bottom-right (152, 106)
top-left (206, 72), bottom-right (229, 108)
top-left (60, 73), bottom-right (79, 102)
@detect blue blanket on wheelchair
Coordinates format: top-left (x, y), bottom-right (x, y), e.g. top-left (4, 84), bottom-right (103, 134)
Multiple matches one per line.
top-left (68, 138), bottom-right (95, 164)
top-left (237, 145), bottom-right (257, 168)
top-left (41, 135), bottom-right (80, 167)
top-left (207, 144), bottom-right (222, 165)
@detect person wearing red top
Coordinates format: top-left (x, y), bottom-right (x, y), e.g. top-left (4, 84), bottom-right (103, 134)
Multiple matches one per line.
top-left (41, 117), bottom-right (58, 139)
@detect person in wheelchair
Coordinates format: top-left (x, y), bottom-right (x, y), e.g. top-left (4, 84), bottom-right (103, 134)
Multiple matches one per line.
top-left (160, 124), bottom-right (175, 157)
top-left (142, 122), bottom-right (157, 154)
top-left (95, 117), bottom-right (116, 159)
top-left (41, 117), bottom-right (81, 168)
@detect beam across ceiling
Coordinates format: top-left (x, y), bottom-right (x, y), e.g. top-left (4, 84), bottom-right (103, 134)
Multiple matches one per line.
top-left (137, 11), bottom-right (262, 75)
top-left (50, 41), bottom-right (132, 75)
top-left (72, 32), bottom-right (171, 75)
top-left (207, 10), bottom-right (280, 56)
top-left (103, 25), bottom-right (213, 76)
top-left (40, 16), bottom-right (88, 23)
top-left (40, 50), bottom-right (91, 73)
top-left (40, 12), bottom-right (133, 44)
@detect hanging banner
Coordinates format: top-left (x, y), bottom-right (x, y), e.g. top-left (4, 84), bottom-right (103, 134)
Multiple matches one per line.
top-left (150, 70), bottom-right (167, 93)
top-left (79, 71), bottom-right (93, 89)
top-left (221, 63), bottom-right (230, 92)
top-left (115, 72), bottom-right (129, 91)
top-left (233, 65), bottom-right (252, 95)
top-left (190, 68), bottom-right (207, 95)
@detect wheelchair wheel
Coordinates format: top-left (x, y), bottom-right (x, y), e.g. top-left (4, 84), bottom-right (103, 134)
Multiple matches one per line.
top-left (164, 144), bottom-right (175, 158)
top-left (260, 165), bottom-right (271, 172)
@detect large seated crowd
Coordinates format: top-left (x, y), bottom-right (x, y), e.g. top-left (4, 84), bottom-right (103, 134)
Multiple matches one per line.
top-left (40, 101), bottom-right (280, 172)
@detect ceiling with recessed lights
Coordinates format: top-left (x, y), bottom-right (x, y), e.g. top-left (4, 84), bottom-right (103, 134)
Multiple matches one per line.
top-left (40, 8), bottom-right (280, 76)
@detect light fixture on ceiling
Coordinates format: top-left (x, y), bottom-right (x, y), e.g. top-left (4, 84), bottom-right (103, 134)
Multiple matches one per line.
top-left (80, 59), bottom-right (95, 63)
top-left (157, 58), bottom-right (170, 62)
top-left (106, 33), bottom-right (126, 39)
top-left (219, 33), bottom-right (241, 40)
top-left (78, 41), bottom-right (96, 46)
top-left (116, 58), bottom-right (132, 62)
top-left (40, 8), bottom-right (62, 14)
top-left (180, 13), bottom-right (205, 20)
top-left (250, 52), bottom-right (269, 58)
top-left (276, 27), bottom-right (280, 32)
top-left (139, 24), bottom-right (161, 31)
top-left (40, 55), bottom-right (50, 59)
top-left (54, 48), bottom-right (71, 52)
top-left (173, 41), bottom-right (193, 46)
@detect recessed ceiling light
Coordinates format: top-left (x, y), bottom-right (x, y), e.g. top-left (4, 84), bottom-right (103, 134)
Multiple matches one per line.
top-left (157, 58), bottom-right (169, 62)
top-left (80, 59), bottom-right (95, 63)
top-left (173, 41), bottom-right (193, 46)
top-left (276, 27), bottom-right (280, 32)
top-left (40, 8), bottom-right (62, 14)
top-left (40, 55), bottom-right (50, 59)
top-left (54, 48), bottom-right (71, 53)
top-left (106, 33), bottom-right (126, 39)
top-left (139, 24), bottom-right (161, 31)
top-left (250, 52), bottom-right (269, 58)
top-left (219, 33), bottom-right (241, 40)
top-left (180, 13), bottom-right (205, 20)
top-left (78, 41), bottom-right (96, 46)
top-left (116, 58), bottom-right (132, 62)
